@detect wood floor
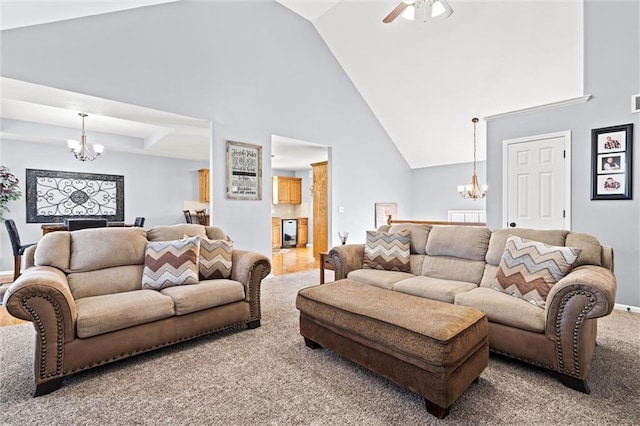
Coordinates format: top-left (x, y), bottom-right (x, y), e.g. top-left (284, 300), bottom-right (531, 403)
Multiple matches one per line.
top-left (271, 246), bottom-right (319, 275)
top-left (0, 247), bottom-right (319, 328)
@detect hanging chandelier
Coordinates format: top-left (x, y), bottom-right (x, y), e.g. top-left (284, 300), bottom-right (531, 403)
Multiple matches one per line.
top-left (67, 113), bottom-right (104, 162)
top-left (458, 117), bottom-right (487, 200)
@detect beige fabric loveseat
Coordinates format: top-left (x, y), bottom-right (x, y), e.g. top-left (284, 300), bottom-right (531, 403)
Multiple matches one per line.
top-left (4, 224), bottom-right (270, 396)
top-left (327, 224), bottom-right (617, 393)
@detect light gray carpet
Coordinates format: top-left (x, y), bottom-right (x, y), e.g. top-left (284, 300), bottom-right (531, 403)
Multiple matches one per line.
top-left (1, 270), bottom-right (638, 425)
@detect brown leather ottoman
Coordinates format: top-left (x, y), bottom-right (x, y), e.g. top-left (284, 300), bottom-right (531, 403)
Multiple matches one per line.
top-left (296, 279), bottom-right (488, 418)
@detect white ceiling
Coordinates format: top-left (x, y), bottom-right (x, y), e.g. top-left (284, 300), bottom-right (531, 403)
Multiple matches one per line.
top-left (0, 0), bottom-right (584, 169)
top-left (271, 135), bottom-right (328, 171)
top-left (278, 0), bottom-right (584, 168)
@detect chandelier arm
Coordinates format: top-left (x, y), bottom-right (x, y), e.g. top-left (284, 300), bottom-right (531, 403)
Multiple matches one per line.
top-left (71, 113), bottom-right (101, 162)
top-left (457, 117), bottom-right (486, 200)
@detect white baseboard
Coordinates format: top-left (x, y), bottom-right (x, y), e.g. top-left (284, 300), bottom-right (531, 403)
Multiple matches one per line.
top-left (614, 303), bottom-right (640, 314)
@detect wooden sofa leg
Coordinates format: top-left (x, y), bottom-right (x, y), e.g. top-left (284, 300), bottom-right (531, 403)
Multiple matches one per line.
top-left (424, 398), bottom-right (450, 419)
top-left (33, 378), bottom-right (63, 397)
top-left (559, 375), bottom-right (591, 394)
top-left (246, 320), bottom-right (261, 329)
top-left (304, 337), bottom-right (322, 349)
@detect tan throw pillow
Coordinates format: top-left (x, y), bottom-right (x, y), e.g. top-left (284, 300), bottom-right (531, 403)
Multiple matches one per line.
top-left (364, 230), bottom-right (411, 272)
top-left (142, 236), bottom-right (200, 290)
top-left (199, 236), bottom-right (233, 279)
top-left (493, 236), bottom-right (581, 308)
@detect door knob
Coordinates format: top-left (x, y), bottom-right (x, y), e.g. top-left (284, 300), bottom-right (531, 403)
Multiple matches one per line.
top-left (509, 222), bottom-right (516, 228)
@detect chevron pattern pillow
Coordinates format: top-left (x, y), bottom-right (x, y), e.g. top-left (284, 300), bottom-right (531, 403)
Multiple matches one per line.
top-left (493, 236), bottom-right (581, 308)
top-left (142, 236), bottom-right (200, 290)
top-left (199, 237), bottom-right (233, 279)
top-left (364, 230), bottom-right (411, 272)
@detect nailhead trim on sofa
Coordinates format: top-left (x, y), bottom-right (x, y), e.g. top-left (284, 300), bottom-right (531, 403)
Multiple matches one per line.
top-left (21, 293), bottom-right (64, 380)
top-left (555, 290), bottom-right (595, 377)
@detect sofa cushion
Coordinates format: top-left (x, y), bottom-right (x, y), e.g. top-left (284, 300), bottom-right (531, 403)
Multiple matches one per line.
top-left (388, 224), bottom-right (432, 255)
top-left (347, 269), bottom-right (414, 290)
top-left (493, 236), bottom-right (581, 308)
top-left (425, 226), bottom-right (491, 261)
top-left (206, 226), bottom-right (229, 241)
top-left (198, 237), bottom-right (233, 279)
top-left (409, 255), bottom-right (426, 276)
top-left (566, 232), bottom-right (602, 267)
top-left (34, 231), bottom-right (71, 270)
top-left (364, 230), bottom-right (411, 272)
top-left (75, 290), bottom-right (175, 338)
top-left (479, 264), bottom-right (499, 289)
top-left (485, 228), bottom-right (568, 266)
top-left (142, 237), bottom-right (200, 290)
top-left (421, 256), bottom-right (486, 285)
top-left (68, 265), bottom-right (144, 299)
top-left (393, 276), bottom-right (478, 304)
top-left (455, 287), bottom-right (546, 333)
top-left (161, 279), bottom-right (245, 315)
top-left (146, 224), bottom-right (207, 242)
top-left (69, 227), bottom-right (147, 272)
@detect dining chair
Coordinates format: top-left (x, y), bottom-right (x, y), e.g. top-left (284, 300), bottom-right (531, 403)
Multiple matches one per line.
top-left (64, 218), bottom-right (108, 231)
top-left (134, 217), bottom-right (145, 227)
top-left (183, 210), bottom-right (193, 224)
top-left (4, 219), bottom-right (37, 280)
top-left (195, 210), bottom-right (207, 226)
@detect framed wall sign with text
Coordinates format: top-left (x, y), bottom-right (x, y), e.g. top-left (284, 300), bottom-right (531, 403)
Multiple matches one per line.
top-left (226, 140), bottom-right (262, 200)
top-left (591, 123), bottom-right (633, 200)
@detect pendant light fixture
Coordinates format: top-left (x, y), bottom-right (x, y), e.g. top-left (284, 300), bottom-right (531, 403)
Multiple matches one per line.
top-left (67, 113), bottom-right (104, 162)
top-left (458, 117), bottom-right (487, 200)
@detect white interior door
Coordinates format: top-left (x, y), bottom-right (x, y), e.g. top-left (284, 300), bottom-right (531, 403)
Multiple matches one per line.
top-left (503, 131), bottom-right (571, 230)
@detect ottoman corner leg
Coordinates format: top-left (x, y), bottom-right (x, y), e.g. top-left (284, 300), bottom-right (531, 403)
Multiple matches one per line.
top-left (304, 337), bottom-right (322, 349)
top-left (424, 398), bottom-right (450, 419)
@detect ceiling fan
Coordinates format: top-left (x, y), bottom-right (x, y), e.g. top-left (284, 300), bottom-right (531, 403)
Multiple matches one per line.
top-left (383, 0), bottom-right (453, 24)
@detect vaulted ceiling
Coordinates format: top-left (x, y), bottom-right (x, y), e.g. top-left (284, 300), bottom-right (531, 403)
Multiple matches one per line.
top-left (0, 0), bottom-right (584, 169)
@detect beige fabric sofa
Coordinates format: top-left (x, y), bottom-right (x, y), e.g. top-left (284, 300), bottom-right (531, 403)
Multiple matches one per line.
top-left (4, 224), bottom-right (270, 396)
top-left (327, 224), bottom-right (617, 393)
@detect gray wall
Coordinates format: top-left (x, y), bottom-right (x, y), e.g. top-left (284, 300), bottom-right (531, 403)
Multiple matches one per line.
top-left (0, 1), bottom-right (412, 256)
top-left (486, 0), bottom-right (640, 306)
top-left (410, 161), bottom-right (487, 220)
top-left (296, 169), bottom-right (314, 245)
top-left (0, 139), bottom-right (207, 270)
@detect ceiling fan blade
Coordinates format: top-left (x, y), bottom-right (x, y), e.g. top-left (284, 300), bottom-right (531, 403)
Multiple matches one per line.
top-left (383, 2), bottom-right (409, 24)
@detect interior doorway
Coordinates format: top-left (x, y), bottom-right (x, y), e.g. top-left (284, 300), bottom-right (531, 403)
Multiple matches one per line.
top-left (271, 135), bottom-right (330, 268)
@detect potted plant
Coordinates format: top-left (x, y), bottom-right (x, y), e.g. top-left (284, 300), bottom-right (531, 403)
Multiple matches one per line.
top-left (0, 166), bottom-right (22, 222)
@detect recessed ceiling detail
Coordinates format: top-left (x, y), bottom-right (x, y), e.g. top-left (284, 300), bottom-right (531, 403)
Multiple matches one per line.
top-left (0, 78), bottom-right (211, 162)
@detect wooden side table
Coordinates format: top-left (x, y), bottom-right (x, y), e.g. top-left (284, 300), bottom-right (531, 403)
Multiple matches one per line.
top-left (319, 252), bottom-right (334, 284)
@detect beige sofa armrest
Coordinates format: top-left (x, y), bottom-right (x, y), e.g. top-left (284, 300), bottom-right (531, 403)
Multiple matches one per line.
top-left (4, 266), bottom-right (77, 344)
top-left (231, 250), bottom-right (271, 321)
top-left (545, 265), bottom-right (617, 331)
top-left (601, 245), bottom-right (614, 272)
top-left (328, 244), bottom-right (365, 280)
top-left (543, 265), bottom-right (616, 380)
top-left (23, 244), bottom-right (37, 269)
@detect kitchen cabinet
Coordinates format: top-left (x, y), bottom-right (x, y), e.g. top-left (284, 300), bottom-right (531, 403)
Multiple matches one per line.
top-left (297, 217), bottom-right (308, 248)
top-left (272, 176), bottom-right (302, 204)
top-left (198, 169), bottom-right (210, 203)
top-left (272, 217), bottom-right (282, 249)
